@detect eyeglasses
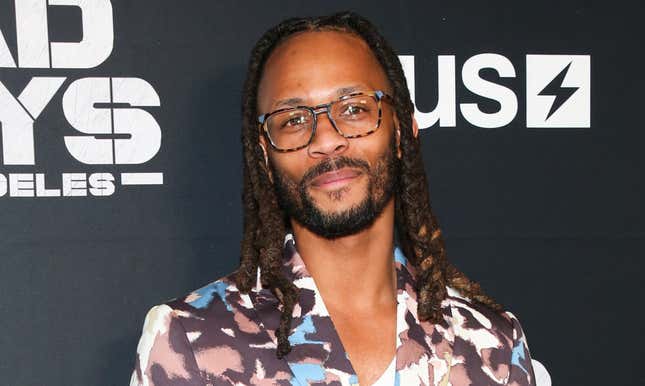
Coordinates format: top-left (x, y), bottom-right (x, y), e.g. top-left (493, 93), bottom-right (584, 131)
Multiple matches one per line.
top-left (258, 90), bottom-right (393, 152)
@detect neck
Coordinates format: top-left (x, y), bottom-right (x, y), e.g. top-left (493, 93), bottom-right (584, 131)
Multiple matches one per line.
top-left (290, 198), bottom-right (397, 312)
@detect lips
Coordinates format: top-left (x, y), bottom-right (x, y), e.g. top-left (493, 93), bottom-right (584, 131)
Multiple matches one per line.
top-left (309, 168), bottom-right (362, 188)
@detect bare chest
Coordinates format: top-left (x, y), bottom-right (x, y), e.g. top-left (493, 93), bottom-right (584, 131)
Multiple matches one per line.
top-left (328, 307), bottom-right (397, 385)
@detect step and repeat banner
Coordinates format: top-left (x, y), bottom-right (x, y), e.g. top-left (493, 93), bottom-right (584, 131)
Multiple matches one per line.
top-left (1, 1), bottom-right (642, 385)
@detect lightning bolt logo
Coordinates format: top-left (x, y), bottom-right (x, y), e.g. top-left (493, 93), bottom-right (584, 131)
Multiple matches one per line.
top-left (538, 61), bottom-right (579, 120)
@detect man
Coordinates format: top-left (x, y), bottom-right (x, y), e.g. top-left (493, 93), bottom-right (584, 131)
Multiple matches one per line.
top-left (131, 11), bottom-right (536, 386)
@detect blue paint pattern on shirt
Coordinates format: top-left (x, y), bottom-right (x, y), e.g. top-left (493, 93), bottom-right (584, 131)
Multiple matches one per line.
top-left (289, 315), bottom-right (326, 346)
top-left (511, 340), bottom-right (528, 375)
top-left (394, 247), bottom-right (407, 265)
top-left (186, 281), bottom-right (232, 311)
top-left (289, 363), bottom-right (326, 385)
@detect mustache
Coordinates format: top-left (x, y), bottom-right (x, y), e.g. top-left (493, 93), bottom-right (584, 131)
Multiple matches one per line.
top-left (301, 156), bottom-right (370, 186)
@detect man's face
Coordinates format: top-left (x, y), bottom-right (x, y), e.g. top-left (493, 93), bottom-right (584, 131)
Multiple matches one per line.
top-left (257, 30), bottom-right (400, 238)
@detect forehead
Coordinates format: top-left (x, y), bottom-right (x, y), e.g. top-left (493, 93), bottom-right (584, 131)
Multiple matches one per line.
top-left (257, 30), bottom-right (391, 112)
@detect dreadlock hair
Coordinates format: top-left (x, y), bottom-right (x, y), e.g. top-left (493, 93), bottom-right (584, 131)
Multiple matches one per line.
top-left (236, 10), bottom-right (503, 359)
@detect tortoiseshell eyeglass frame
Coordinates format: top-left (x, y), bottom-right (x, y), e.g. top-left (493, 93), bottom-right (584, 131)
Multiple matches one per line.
top-left (257, 90), bottom-right (393, 153)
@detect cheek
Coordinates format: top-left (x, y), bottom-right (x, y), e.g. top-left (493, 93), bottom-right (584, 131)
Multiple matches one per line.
top-left (269, 152), bottom-right (308, 182)
top-left (356, 130), bottom-right (394, 166)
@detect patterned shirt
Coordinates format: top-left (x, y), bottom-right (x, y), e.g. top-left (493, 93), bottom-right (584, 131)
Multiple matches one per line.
top-left (131, 235), bottom-right (536, 385)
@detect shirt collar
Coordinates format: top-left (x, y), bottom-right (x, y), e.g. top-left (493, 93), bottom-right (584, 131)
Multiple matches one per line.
top-left (249, 233), bottom-right (456, 386)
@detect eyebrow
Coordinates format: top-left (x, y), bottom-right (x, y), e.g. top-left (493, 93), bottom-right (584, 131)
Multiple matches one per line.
top-left (271, 85), bottom-right (366, 110)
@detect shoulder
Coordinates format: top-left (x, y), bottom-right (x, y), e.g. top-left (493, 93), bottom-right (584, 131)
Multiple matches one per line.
top-left (131, 302), bottom-right (205, 385)
top-left (156, 271), bottom-right (261, 336)
top-left (444, 286), bottom-right (519, 339)
top-left (132, 272), bottom-right (273, 385)
top-left (165, 272), bottom-right (246, 314)
top-left (136, 271), bottom-right (244, 332)
top-left (443, 286), bottom-right (536, 385)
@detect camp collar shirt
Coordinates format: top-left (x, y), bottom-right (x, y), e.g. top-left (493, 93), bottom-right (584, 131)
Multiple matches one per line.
top-left (131, 234), bottom-right (536, 386)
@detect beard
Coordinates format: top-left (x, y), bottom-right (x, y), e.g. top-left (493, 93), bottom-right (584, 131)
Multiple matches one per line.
top-left (271, 136), bottom-right (400, 239)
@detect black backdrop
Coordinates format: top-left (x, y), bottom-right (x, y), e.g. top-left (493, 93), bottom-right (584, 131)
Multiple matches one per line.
top-left (1, 1), bottom-right (643, 385)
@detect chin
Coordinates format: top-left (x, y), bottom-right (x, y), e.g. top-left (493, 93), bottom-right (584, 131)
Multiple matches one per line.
top-left (310, 187), bottom-right (366, 209)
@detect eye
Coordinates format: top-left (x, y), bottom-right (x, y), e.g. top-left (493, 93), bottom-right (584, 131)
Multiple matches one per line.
top-left (274, 111), bottom-right (312, 133)
top-left (346, 105), bottom-right (365, 115)
top-left (283, 114), bottom-right (308, 127)
top-left (339, 102), bottom-right (370, 119)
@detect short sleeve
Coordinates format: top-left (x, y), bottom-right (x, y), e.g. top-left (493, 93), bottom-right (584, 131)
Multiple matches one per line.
top-left (504, 311), bottom-right (537, 386)
top-left (130, 304), bottom-right (205, 386)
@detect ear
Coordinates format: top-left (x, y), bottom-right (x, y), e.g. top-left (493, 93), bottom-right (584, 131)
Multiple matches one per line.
top-left (411, 113), bottom-right (419, 138)
top-left (258, 134), bottom-right (273, 183)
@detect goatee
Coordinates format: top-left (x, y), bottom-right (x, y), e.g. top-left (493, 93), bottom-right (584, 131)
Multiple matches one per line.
top-left (271, 137), bottom-right (399, 239)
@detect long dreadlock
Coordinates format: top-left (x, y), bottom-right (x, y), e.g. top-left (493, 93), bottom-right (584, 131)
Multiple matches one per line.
top-left (236, 11), bottom-right (502, 359)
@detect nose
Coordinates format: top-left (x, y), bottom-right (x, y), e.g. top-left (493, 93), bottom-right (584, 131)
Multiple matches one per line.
top-left (307, 112), bottom-right (349, 158)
